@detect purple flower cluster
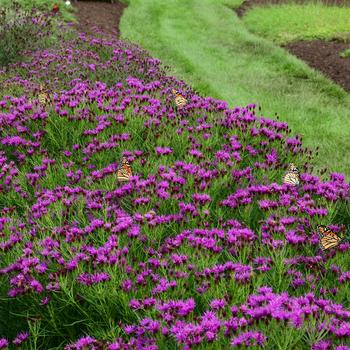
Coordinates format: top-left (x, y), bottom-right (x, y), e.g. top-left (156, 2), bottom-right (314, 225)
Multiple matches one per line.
top-left (0, 332), bottom-right (29, 349)
top-left (0, 16), bottom-right (349, 350)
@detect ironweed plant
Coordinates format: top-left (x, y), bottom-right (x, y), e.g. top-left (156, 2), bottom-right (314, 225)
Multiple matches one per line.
top-left (0, 20), bottom-right (349, 350)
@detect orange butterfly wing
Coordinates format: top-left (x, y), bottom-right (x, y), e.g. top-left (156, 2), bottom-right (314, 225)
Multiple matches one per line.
top-left (172, 89), bottom-right (187, 108)
top-left (282, 163), bottom-right (300, 186)
top-left (318, 225), bottom-right (342, 251)
top-left (117, 157), bottom-right (132, 182)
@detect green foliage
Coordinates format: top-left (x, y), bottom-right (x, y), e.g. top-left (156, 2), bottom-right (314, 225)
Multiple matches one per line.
top-left (0, 1), bottom-right (53, 67)
top-left (340, 48), bottom-right (350, 58)
top-left (242, 3), bottom-right (350, 44)
top-left (0, 1), bottom-right (349, 348)
top-left (0, 0), bottom-right (75, 22)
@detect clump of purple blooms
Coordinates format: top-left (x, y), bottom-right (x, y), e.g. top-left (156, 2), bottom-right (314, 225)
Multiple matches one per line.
top-left (0, 14), bottom-right (349, 350)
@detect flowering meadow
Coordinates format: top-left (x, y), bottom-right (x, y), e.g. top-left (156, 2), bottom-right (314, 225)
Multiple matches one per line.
top-left (0, 16), bottom-right (350, 350)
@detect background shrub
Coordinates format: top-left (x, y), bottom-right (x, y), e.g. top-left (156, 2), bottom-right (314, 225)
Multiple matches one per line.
top-left (0, 1), bottom-right (55, 67)
top-left (0, 0), bottom-right (77, 68)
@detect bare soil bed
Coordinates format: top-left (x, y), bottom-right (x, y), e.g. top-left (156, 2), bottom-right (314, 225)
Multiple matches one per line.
top-left (72, 0), bottom-right (126, 37)
top-left (282, 40), bottom-right (350, 92)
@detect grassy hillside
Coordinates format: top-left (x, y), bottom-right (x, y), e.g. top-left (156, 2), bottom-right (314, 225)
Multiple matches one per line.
top-left (0, 2), bottom-right (349, 350)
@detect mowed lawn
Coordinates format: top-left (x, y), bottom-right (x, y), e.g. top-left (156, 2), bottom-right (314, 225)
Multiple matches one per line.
top-left (120, 0), bottom-right (350, 178)
top-left (242, 1), bottom-right (350, 44)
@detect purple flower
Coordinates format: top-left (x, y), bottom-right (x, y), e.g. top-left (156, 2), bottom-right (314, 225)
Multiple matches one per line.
top-left (192, 193), bottom-right (211, 205)
top-left (210, 299), bottom-right (226, 310)
top-left (231, 330), bottom-right (266, 347)
top-left (140, 318), bottom-right (160, 334)
top-left (312, 340), bottom-right (332, 350)
top-left (121, 279), bottom-right (132, 292)
top-left (12, 332), bottom-right (29, 346)
top-left (129, 299), bottom-right (142, 310)
top-left (76, 272), bottom-right (110, 286)
top-left (71, 336), bottom-right (97, 350)
top-left (88, 64), bottom-right (96, 71)
top-left (156, 147), bottom-right (173, 155)
top-left (0, 339), bottom-right (9, 349)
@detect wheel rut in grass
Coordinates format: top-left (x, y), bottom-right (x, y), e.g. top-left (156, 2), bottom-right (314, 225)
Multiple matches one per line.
top-left (72, 0), bottom-right (127, 37)
top-left (233, 0), bottom-right (350, 92)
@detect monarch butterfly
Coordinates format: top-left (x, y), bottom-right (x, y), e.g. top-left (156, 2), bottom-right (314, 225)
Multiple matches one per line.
top-left (117, 157), bottom-right (132, 182)
top-left (37, 85), bottom-right (51, 106)
top-left (172, 89), bottom-right (187, 108)
top-left (282, 163), bottom-right (300, 186)
top-left (38, 92), bottom-right (50, 106)
top-left (317, 225), bottom-right (342, 251)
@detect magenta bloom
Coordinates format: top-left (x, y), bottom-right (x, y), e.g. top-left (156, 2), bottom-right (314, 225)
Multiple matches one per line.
top-left (76, 272), bottom-right (110, 286)
top-left (0, 12), bottom-right (349, 350)
top-left (12, 332), bottom-right (29, 346)
top-left (0, 339), bottom-right (9, 349)
top-left (312, 340), bottom-right (332, 350)
top-left (231, 330), bottom-right (266, 347)
top-left (70, 336), bottom-right (97, 350)
top-left (210, 299), bottom-right (226, 310)
top-left (156, 147), bottom-right (173, 155)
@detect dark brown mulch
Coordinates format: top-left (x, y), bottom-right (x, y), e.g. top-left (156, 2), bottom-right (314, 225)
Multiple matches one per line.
top-left (72, 0), bottom-right (127, 37)
top-left (234, 0), bottom-right (349, 17)
top-left (282, 40), bottom-right (350, 92)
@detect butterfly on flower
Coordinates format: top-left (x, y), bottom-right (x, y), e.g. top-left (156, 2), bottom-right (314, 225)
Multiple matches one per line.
top-left (117, 157), bottom-right (132, 182)
top-left (172, 89), bottom-right (187, 108)
top-left (317, 225), bottom-right (343, 251)
top-left (38, 93), bottom-right (50, 106)
top-left (35, 84), bottom-right (52, 107)
top-left (282, 163), bottom-right (300, 186)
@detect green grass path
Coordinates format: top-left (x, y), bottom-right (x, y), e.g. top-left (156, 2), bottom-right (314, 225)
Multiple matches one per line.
top-left (120, 0), bottom-right (350, 177)
top-left (243, 2), bottom-right (350, 44)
